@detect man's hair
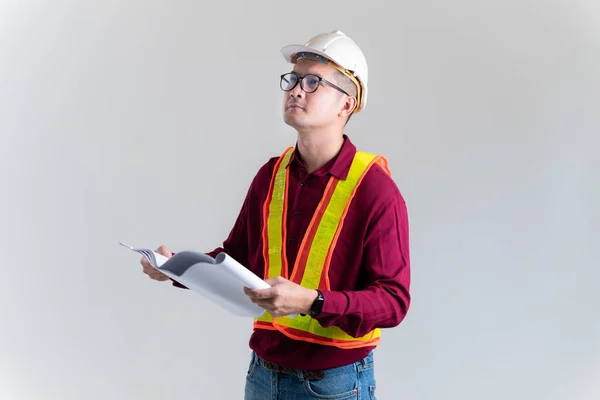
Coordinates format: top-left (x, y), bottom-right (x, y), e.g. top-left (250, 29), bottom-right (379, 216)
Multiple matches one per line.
top-left (332, 70), bottom-right (358, 125)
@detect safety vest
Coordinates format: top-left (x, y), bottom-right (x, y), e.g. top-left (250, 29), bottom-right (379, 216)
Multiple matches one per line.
top-left (253, 146), bottom-right (392, 349)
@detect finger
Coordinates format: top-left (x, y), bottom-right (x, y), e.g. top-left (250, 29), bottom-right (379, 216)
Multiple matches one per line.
top-left (243, 287), bottom-right (259, 298)
top-left (143, 265), bottom-right (166, 279)
top-left (142, 261), bottom-right (159, 272)
top-left (142, 265), bottom-right (154, 274)
top-left (155, 245), bottom-right (172, 257)
top-left (247, 289), bottom-right (273, 300)
top-left (244, 287), bottom-right (262, 299)
top-left (142, 264), bottom-right (155, 275)
top-left (265, 276), bottom-right (286, 286)
top-left (148, 271), bottom-right (169, 281)
top-left (254, 299), bottom-right (278, 310)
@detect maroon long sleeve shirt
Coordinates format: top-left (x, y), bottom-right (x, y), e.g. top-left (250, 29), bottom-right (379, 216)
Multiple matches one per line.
top-left (175, 135), bottom-right (411, 370)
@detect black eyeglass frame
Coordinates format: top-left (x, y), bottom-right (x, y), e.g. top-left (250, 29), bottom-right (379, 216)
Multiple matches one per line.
top-left (280, 72), bottom-right (350, 96)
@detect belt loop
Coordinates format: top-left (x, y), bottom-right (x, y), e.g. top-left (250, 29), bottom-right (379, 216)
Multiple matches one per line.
top-left (359, 355), bottom-right (367, 367)
top-left (296, 369), bottom-right (305, 382)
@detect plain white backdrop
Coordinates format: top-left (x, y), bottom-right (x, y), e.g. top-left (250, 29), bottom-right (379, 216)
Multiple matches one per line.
top-left (1, 1), bottom-right (598, 399)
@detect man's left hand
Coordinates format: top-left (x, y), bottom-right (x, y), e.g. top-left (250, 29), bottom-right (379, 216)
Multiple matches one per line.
top-left (243, 276), bottom-right (318, 317)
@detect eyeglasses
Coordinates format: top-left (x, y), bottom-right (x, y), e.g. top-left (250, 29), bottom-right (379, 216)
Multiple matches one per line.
top-left (280, 72), bottom-right (349, 96)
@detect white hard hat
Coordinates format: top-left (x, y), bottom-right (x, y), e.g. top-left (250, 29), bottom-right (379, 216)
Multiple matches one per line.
top-left (281, 30), bottom-right (368, 113)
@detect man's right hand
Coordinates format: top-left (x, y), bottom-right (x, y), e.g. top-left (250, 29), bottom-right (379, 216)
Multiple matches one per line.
top-left (140, 245), bottom-right (172, 281)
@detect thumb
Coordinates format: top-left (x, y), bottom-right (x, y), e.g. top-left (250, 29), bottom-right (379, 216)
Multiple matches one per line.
top-left (155, 245), bottom-right (173, 257)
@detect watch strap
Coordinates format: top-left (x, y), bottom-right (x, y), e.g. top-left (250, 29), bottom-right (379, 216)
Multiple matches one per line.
top-left (309, 289), bottom-right (324, 317)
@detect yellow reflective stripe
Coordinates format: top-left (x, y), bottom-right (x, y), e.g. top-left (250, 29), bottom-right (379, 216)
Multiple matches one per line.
top-left (255, 147), bottom-right (293, 324)
top-left (275, 314), bottom-right (380, 343)
top-left (256, 312), bottom-right (273, 323)
top-left (300, 151), bottom-right (377, 289)
top-left (266, 148), bottom-right (293, 279)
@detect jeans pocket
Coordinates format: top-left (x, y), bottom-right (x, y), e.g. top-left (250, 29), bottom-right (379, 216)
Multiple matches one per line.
top-left (246, 353), bottom-right (258, 378)
top-left (303, 371), bottom-right (358, 399)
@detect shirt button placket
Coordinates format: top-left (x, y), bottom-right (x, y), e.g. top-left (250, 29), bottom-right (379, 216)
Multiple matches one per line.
top-left (289, 179), bottom-right (304, 246)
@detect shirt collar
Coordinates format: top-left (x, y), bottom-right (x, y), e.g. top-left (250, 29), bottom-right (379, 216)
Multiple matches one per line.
top-left (286, 134), bottom-right (356, 180)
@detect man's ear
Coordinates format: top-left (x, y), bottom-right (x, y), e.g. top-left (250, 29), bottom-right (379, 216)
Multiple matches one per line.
top-left (339, 96), bottom-right (357, 118)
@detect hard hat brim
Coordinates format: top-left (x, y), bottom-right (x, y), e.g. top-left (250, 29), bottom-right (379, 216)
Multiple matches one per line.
top-left (280, 45), bottom-right (344, 68)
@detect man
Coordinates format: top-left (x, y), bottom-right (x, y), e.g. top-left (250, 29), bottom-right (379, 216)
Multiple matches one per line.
top-left (141, 30), bottom-right (411, 399)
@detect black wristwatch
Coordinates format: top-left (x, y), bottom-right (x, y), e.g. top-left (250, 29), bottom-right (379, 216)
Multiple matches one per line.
top-left (309, 289), bottom-right (324, 317)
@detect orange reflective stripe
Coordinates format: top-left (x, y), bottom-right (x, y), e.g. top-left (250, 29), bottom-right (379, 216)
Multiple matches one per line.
top-left (254, 320), bottom-right (277, 330)
top-left (376, 156), bottom-right (391, 176)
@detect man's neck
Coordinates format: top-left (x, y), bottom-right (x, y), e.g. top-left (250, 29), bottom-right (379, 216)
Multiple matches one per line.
top-left (296, 130), bottom-right (345, 174)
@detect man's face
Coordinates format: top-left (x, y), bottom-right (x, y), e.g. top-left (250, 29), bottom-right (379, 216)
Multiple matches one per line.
top-left (282, 59), bottom-right (348, 130)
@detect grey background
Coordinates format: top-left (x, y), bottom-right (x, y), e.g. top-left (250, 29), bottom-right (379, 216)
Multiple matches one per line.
top-left (1, 1), bottom-right (598, 399)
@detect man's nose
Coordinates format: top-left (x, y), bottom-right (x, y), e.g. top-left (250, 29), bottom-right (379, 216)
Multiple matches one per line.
top-left (290, 82), bottom-right (304, 98)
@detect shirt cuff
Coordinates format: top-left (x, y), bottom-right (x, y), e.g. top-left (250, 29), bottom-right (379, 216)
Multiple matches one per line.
top-left (171, 279), bottom-right (188, 289)
top-left (317, 290), bottom-right (349, 319)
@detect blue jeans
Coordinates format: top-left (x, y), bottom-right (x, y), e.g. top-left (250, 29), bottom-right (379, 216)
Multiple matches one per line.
top-left (244, 351), bottom-right (377, 399)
